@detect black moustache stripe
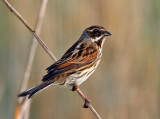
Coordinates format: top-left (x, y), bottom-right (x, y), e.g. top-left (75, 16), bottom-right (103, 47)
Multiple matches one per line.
top-left (95, 37), bottom-right (104, 48)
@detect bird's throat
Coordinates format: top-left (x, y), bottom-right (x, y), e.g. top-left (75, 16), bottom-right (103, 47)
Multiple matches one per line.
top-left (95, 37), bottom-right (105, 48)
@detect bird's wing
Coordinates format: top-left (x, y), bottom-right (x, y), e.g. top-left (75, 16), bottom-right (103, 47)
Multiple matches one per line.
top-left (42, 43), bottom-right (99, 82)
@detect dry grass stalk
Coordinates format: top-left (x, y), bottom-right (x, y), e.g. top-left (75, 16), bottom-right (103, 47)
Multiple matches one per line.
top-left (11, 0), bottom-right (49, 119)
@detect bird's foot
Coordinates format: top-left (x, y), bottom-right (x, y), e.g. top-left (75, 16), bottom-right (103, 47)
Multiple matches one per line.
top-left (83, 98), bottom-right (91, 108)
top-left (72, 85), bottom-right (91, 108)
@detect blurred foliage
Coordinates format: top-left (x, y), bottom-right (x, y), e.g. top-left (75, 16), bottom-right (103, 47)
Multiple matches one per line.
top-left (0, 0), bottom-right (159, 119)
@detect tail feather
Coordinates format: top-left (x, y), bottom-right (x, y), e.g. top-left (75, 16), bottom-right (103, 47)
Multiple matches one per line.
top-left (17, 82), bottom-right (53, 99)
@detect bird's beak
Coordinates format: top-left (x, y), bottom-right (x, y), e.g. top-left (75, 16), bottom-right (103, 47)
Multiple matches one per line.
top-left (104, 31), bottom-right (111, 36)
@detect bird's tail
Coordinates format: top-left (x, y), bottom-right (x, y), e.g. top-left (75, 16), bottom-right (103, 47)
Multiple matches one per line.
top-left (17, 81), bottom-right (53, 99)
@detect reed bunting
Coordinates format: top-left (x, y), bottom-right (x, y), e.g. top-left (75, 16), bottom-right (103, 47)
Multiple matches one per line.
top-left (18, 25), bottom-right (111, 105)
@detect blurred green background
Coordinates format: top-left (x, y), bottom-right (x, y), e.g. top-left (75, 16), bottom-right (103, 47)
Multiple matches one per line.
top-left (0, 0), bottom-right (160, 119)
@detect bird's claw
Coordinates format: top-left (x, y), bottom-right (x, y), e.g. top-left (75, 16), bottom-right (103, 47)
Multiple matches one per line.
top-left (83, 98), bottom-right (91, 108)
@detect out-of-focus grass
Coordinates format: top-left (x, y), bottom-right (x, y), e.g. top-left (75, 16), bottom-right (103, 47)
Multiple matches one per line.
top-left (0, 0), bottom-right (159, 119)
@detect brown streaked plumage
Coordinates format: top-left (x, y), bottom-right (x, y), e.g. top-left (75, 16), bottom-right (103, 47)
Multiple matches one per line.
top-left (18, 25), bottom-right (111, 99)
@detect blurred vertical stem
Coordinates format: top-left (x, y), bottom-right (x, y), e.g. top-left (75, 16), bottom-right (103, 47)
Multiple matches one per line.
top-left (1, 0), bottom-right (102, 119)
top-left (13, 0), bottom-right (49, 119)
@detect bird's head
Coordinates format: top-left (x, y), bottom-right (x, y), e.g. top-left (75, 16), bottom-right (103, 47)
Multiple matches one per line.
top-left (83, 25), bottom-right (111, 47)
top-left (85, 25), bottom-right (111, 42)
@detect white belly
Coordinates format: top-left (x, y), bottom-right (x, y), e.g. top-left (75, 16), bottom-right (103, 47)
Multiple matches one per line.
top-left (75, 66), bottom-right (96, 85)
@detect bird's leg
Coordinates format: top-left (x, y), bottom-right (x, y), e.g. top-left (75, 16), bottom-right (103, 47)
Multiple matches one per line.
top-left (72, 85), bottom-right (79, 91)
top-left (72, 85), bottom-right (91, 108)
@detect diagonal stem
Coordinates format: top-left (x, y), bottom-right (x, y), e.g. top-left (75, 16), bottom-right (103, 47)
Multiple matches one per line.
top-left (76, 88), bottom-right (102, 119)
top-left (76, 88), bottom-right (88, 100)
top-left (1, 0), bottom-right (57, 62)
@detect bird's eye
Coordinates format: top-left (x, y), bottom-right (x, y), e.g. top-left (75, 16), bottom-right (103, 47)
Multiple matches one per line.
top-left (93, 29), bottom-right (101, 36)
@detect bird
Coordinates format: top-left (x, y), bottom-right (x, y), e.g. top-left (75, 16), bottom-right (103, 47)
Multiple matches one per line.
top-left (18, 25), bottom-right (111, 105)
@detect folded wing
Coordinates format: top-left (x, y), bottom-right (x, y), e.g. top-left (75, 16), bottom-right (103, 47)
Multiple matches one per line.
top-left (42, 43), bottom-right (98, 82)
